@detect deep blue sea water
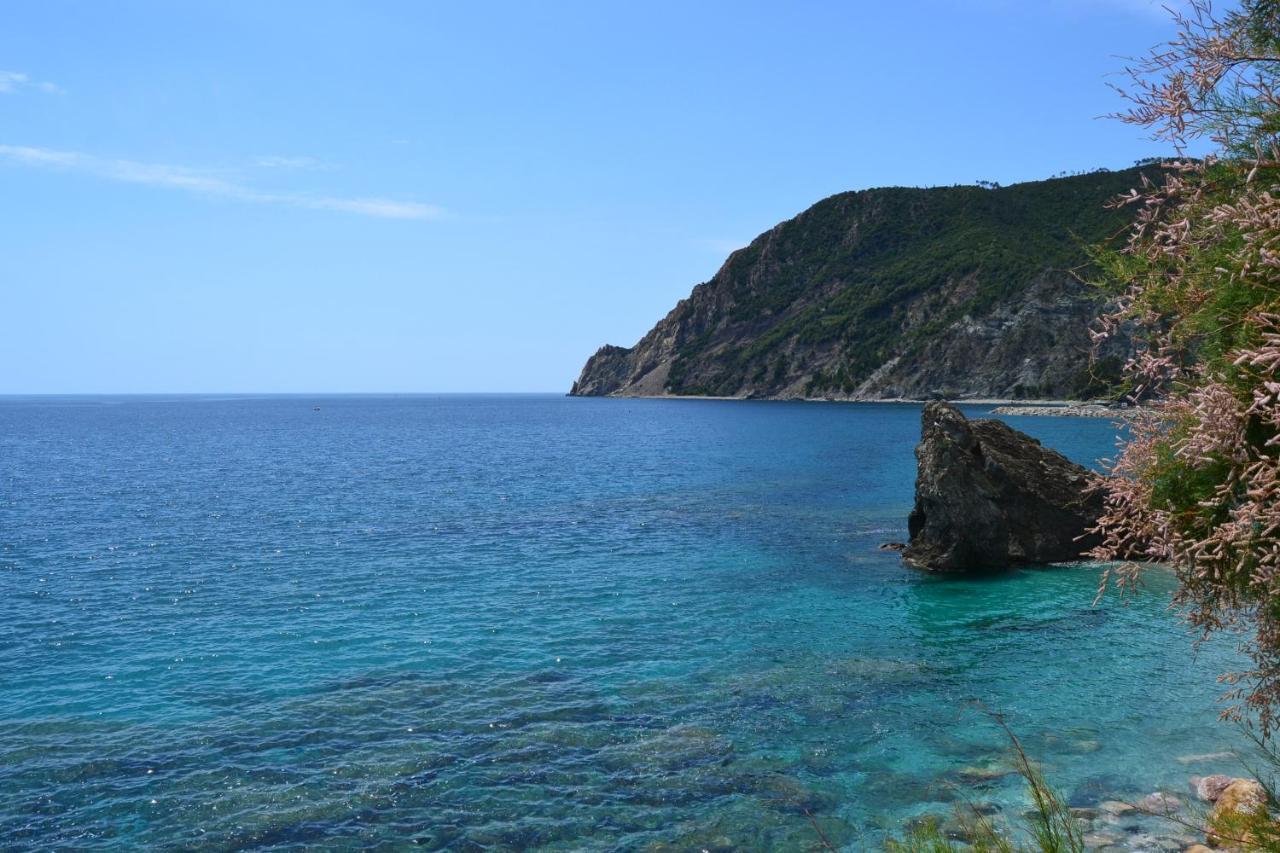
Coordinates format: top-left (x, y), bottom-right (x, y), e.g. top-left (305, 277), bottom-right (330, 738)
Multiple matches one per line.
top-left (0, 395), bottom-right (1250, 850)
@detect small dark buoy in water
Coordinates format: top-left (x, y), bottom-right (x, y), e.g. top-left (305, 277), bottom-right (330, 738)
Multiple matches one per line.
top-left (313, 406), bottom-right (320, 411)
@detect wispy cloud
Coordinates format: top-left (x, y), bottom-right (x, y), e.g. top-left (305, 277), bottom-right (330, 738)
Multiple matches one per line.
top-left (0, 144), bottom-right (442, 220)
top-left (0, 71), bottom-right (63, 95)
top-left (254, 154), bottom-right (329, 170)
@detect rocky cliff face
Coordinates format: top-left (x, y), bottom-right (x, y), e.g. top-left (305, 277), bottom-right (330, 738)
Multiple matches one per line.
top-left (571, 167), bottom-right (1145, 400)
top-left (902, 402), bottom-right (1104, 571)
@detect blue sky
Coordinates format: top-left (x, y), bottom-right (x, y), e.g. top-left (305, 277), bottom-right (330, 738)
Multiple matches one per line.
top-left (1, 0), bottom-right (1209, 393)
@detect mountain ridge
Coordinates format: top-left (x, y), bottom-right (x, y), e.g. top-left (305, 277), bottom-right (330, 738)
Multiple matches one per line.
top-left (570, 166), bottom-right (1147, 401)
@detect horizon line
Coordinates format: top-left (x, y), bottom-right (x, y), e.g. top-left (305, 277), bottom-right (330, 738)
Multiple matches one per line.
top-left (0, 390), bottom-right (571, 397)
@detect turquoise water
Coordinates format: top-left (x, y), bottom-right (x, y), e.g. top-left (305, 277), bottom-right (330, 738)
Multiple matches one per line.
top-left (0, 395), bottom-right (1248, 849)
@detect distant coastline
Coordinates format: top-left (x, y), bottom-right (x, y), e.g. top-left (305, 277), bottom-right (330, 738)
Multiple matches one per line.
top-left (570, 168), bottom-right (1146, 403)
top-left (572, 392), bottom-right (1136, 416)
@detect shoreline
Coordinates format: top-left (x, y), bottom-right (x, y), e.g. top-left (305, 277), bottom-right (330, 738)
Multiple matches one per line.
top-left (572, 392), bottom-right (1132, 412)
top-left (989, 402), bottom-right (1141, 418)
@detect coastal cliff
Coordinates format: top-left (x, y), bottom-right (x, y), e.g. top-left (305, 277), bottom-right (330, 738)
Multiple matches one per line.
top-left (571, 167), bottom-right (1146, 400)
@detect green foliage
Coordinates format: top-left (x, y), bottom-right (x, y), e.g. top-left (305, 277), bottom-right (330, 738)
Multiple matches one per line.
top-left (1148, 443), bottom-right (1233, 518)
top-left (885, 818), bottom-right (998, 853)
top-left (1069, 355), bottom-right (1125, 399)
top-left (1090, 167), bottom-right (1269, 384)
top-left (885, 817), bottom-right (1016, 853)
top-left (1248, 0), bottom-right (1280, 50)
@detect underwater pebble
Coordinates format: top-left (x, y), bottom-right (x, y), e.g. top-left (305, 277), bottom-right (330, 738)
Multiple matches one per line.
top-left (1099, 800), bottom-right (1137, 817)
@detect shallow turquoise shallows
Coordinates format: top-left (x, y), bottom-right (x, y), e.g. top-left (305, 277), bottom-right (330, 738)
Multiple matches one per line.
top-left (0, 395), bottom-right (1249, 849)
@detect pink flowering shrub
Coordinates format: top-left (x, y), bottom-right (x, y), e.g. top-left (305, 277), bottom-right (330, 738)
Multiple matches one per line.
top-left (1092, 1), bottom-right (1280, 731)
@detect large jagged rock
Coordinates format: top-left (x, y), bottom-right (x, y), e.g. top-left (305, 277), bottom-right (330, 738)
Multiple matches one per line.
top-left (902, 402), bottom-right (1103, 571)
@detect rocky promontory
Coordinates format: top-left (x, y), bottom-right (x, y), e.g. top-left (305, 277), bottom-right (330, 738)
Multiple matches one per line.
top-left (571, 166), bottom-right (1147, 402)
top-left (902, 402), bottom-right (1104, 571)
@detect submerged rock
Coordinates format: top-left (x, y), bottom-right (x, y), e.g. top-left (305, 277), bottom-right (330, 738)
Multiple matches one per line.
top-left (1177, 750), bottom-right (1236, 765)
top-left (1098, 800), bottom-right (1137, 817)
top-left (1212, 778), bottom-right (1267, 821)
top-left (1138, 791), bottom-right (1182, 815)
top-left (1081, 831), bottom-right (1123, 850)
top-left (902, 402), bottom-right (1104, 571)
top-left (1192, 774), bottom-right (1235, 803)
top-left (950, 762), bottom-right (1016, 786)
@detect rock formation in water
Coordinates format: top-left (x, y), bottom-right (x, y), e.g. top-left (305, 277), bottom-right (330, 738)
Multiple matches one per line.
top-left (902, 402), bottom-right (1103, 571)
top-left (571, 166), bottom-right (1152, 401)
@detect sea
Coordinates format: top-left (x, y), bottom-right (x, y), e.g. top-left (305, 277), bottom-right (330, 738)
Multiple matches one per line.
top-left (0, 394), bottom-right (1251, 849)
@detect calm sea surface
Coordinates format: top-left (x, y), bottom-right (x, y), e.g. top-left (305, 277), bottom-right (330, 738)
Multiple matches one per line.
top-left (0, 395), bottom-right (1249, 849)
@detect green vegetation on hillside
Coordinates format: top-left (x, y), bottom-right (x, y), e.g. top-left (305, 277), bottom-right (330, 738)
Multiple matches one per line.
top-left (658, 167), bottom-right (1144, 398)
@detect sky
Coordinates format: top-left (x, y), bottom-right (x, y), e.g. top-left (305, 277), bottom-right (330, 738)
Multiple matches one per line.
top-left (0, 0), bottom-right (1217, 393)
